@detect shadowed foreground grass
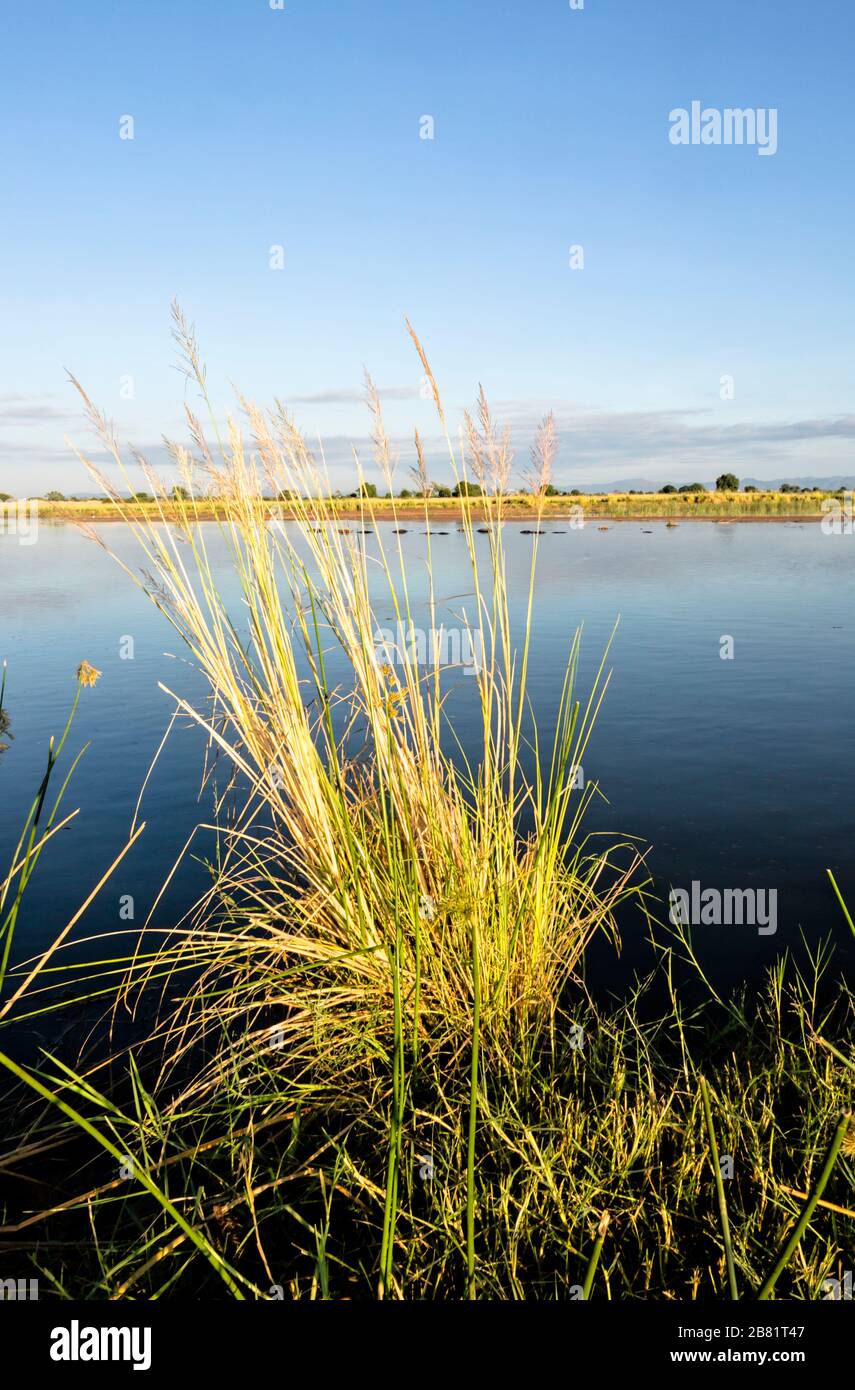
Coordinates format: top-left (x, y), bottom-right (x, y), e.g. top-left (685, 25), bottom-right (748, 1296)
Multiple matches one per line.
top-left (0, 317), bottom-right (852, 1299)
top-left (1, 938), bottom-right (852, 1300)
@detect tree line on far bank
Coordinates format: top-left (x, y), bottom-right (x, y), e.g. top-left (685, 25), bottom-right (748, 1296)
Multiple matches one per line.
top-left (2, 475), bottom-right (847, 503)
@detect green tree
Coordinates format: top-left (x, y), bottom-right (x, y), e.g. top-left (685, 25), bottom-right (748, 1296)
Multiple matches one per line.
top-left (715, 473), bottom-right (739, 492)
top-left (171, 485), bottom-right (190, 501)
top-left (432, 483), bottom-right (452, 498)
top-left (661, 484), bottom-right (677, 494)
top-left (452, 481), bottom-right (484, 498)
top-left (44, 490), bottom-right (66, 502)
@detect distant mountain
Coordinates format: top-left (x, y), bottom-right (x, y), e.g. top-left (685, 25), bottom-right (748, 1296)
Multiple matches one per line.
top-left (741, 475), bottom-right (855, 491)
top-left (566, 478), bottom-right (669, 493)
top-left (564, 475), bottom-right (855, 494)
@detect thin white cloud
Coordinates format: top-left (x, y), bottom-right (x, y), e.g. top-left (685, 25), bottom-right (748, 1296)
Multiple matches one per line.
top-left (288, 384), bottom-right (420, 406)
top-left (0, 392), bottom-right (77, 425)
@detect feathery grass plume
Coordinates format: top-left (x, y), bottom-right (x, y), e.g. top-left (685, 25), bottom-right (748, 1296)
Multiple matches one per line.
top-left (411, 428), bottom-right (431, 499)
top-left (405, 316), bottom-right (445, 428)
top-left (463, 387), bottom-right (513, 499)
top-left (364, 370), bottom-right (397, 493)
top-left (527, 412), bottom-right (558, 499)
top-left (76, 660), bottom-right (101, 688)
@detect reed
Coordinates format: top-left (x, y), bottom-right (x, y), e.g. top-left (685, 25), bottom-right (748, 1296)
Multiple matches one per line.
top-left (757, 1112), bottom-right (852, 1300)
top-left (699, 1074), bottom-right (738, 1299)
top-left (581, 1212), bottom-right (610, 1299)
top-left (0, 663), bottom-right (97, 998)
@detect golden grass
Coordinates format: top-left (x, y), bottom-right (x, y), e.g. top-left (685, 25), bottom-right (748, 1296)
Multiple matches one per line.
top-left (28, 489), bottom-right (835, 523)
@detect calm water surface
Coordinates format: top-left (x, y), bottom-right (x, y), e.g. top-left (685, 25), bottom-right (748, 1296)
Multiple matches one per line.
top-left (2, 519), bottom-right (853, 997)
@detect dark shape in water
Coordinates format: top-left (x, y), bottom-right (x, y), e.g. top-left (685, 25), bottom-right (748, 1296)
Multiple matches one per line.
top-left (393, 528), bottom-right (408, 534)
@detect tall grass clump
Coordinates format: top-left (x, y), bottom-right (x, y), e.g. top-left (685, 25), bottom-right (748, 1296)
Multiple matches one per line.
top-left (34, 310), bottom-right (640, 1296)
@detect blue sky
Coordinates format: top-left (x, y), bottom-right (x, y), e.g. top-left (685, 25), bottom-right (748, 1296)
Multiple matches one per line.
top-left (1, 0), bottom-right (853, 493)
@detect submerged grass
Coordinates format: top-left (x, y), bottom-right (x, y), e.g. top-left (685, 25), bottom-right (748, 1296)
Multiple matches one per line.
top-left (0, 314), bottom-right (852, 1299)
